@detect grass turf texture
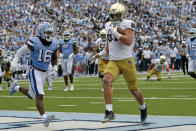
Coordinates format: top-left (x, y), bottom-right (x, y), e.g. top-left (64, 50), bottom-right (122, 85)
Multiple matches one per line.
top-left (0, 72), bottom-right (196, 116)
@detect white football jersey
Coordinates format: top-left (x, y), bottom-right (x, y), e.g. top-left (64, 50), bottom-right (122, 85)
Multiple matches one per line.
top-left (95, 38), bottom-right (109, 60)
top-left (153, 59), bottom-right (168, 72)
top-left (105, 19), bottom-right (135, 60)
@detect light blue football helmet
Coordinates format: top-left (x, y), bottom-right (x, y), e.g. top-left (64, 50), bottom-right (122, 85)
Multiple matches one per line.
top-left (37, 22), bottom-right (54, 42)
top-left (63, 30), bottom-right (71, 41)
top-left (189, 27), bottom-right (196, 39)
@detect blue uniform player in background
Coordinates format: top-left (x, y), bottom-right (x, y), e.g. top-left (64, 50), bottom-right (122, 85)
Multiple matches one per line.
top-left (59, 30), bottom-right (78, 92)
top-left (9, 22), bottom-right (59, 127)
top-left (187, 24), bottom-right (196, 79)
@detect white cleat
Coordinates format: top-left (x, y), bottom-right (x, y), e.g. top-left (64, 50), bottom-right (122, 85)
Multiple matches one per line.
top-left (64, 87), bottom-right (69, 92)
top-left (70, 85), bottom-right (74, 91)
top-left (43, 114), bottom-right (55, 127)
top-left (48, 86), bottom-right (52, 91)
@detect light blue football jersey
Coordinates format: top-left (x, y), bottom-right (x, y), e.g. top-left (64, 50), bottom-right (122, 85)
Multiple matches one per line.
top-left (187, 38), bottom-right (196, 60)
top-left (59, 38), bottom-right (76, 59)
top-left (28, 36), bottom-right (59, 71)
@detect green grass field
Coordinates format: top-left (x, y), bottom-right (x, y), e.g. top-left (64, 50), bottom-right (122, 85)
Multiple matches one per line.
top-left (0, 72), bottom-right (196, 117)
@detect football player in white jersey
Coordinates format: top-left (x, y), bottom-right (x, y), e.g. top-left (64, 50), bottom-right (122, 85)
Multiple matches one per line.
top-left (94, 29), bottom-right (109, 92)
top-left (187, 24), bottom-right (196, 79)
top-left (94, 3), bottom-right (147, 123)
top-left (145, 55), bottom-right (171, 81)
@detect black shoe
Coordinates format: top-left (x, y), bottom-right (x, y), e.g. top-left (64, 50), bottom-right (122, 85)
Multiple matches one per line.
top-left (140, 104), bottom-right (147, 124)
top-left (102, 110), bottom-right (115, 123)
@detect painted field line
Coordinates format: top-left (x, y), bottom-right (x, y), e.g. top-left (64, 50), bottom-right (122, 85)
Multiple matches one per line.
top-left (1, 96), bottom-right (196, 100)
top-left (58, 105), bottom-right (77, 107)
top-left (117, 100), bottom-right (136, 101)
top-left (88, 102), bottom-right (105, 104)
top-left (27, 107), bottom-right (36, 109)
top-left (44, 87), bottom-right (196, 90)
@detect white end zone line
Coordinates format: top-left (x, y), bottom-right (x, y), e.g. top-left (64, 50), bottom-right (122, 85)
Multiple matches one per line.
top-left (0, 111), bottom-right (196, 131)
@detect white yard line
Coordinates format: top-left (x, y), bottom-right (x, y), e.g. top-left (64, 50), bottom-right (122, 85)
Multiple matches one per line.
top-left (58, 105), bottom-right (77, 107)
top-left (44, 87), bottom-right (196, 90)
top-left (1, 96), bottom-right (196, 100)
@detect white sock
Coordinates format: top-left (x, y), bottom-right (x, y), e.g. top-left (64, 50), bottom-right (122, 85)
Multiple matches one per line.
top-left (0, 84), bottom-right (2, 88)
top-left (15, 86), bottom-right (20, 91)
top-left (139, 103), bottom-right (146, 110)
top-left (41, 114), bottom-right (47, 120)
top-left (66, 86), bottom-right (69, 89)
top-left (106, 104), bottom-right (113, 111)
top-left (71, 84), bottom-right (74, 87)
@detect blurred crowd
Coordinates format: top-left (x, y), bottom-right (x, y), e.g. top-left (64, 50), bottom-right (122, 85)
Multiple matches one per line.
top-left (0, 0), bottom-right (195, 77)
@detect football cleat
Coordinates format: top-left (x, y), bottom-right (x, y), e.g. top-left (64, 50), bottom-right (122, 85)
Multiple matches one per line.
top-left (70, 85), bottom-right (74, 91)
top-left (140, 104), bottom-right (147, 124)
top-left (64, 86), bottom-right (69, 92)
top-left (102, 110), bottom-right (115, 123)
top-left (48, 86), bottom-right (52, 91)
top-left (43, 114), bottom-right (55, 127)
top-left (9, 81), bottom-right (18, 95)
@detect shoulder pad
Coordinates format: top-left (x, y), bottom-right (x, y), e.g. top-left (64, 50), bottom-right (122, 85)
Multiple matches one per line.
top-left (120, 20), bottom-right (135, 30)
top-left (105, 22), bottom-right (112, 31)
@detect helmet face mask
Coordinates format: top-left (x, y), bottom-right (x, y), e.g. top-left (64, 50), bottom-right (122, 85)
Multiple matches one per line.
top-left (109, 3), bottom-right (126, 25)
top-left (45, 29), bottom-right (53, 42)
top-left (37, 22), bottom-right (54, 42)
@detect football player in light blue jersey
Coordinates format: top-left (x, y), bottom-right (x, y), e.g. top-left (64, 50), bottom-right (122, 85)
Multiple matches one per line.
top-left (9, 22), bottom-right (59, 127)
top-left (187, 25), bottom-right (196, 79)
top-left (59, 30), bottom-right (78, 92)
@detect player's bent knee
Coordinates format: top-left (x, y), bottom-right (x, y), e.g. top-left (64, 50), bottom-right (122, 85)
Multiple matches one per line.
top-left (103, 73), bottom-right (113, 86)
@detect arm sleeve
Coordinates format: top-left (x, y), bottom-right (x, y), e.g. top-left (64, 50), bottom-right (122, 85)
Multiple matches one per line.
top-left (15, 45), bottom-right (31, 60)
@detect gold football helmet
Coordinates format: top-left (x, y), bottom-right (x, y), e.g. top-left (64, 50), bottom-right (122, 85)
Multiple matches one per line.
top-left (109, 3), bottom-right (126, 25)
top-left (99, 29), bottom-right (107, 40)
top-left (160, 55), bottom-right (166, 63)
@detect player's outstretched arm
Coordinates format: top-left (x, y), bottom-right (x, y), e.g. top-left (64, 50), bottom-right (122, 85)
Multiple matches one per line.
top-left (10, 45), bottom-right (31, 72)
